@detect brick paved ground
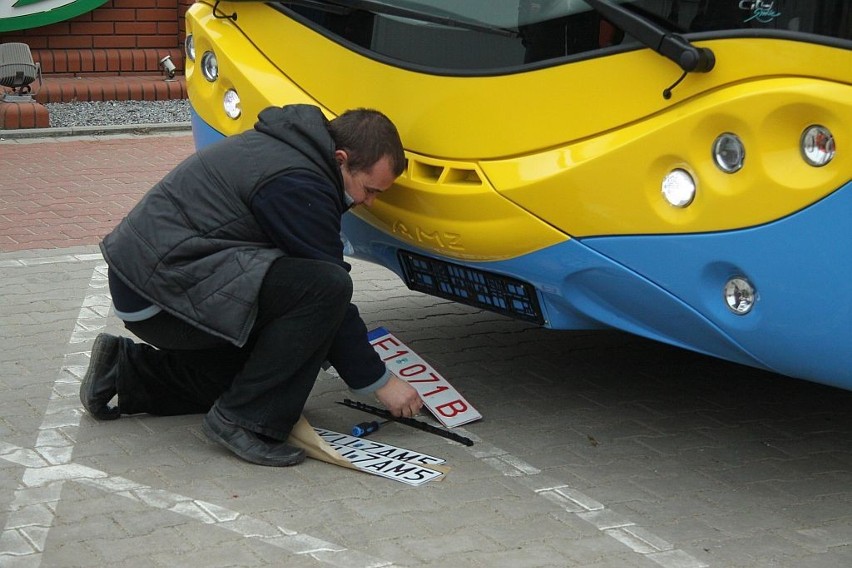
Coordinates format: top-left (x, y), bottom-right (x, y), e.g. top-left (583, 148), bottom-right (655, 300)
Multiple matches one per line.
top-left (0, 131), bottom-right (850, 567)
top-left (0, 132), bottom-right (194, 252)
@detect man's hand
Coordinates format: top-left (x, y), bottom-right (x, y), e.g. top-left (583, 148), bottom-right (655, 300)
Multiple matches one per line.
top-left (375, 374), bottom-right (422, 418)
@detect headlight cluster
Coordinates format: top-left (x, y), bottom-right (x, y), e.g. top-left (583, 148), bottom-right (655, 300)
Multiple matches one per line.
top-left (660, 125), bottom-right (836, 317)
top-left (186, 35), bottom-right (242, 121)
top-left (661, 124), bottom-right (836, 209)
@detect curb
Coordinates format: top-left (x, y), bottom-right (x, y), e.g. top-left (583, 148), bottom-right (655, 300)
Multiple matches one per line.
top-left (0, 122), bottom-right (192, 140)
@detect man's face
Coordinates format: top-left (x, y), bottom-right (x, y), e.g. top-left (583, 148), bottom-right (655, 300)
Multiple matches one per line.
top-left (337, 151), bottom-right (397, 208)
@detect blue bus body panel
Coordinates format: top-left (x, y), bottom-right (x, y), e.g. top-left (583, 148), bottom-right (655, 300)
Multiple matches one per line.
top-left (584, 181), bottom-right (852, 390)
top-left (340, 214), bottom-right (772, 370)
top-left (190, 108), bottom-right (224, 152)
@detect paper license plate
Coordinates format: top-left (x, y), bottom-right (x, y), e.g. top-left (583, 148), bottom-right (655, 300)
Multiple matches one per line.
top-left (314, 428), bottom-right (445, 465)
top-left (315, 428), bottom-right (445, 486)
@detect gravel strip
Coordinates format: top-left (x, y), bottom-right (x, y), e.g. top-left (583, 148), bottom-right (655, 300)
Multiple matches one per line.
top-left (45, 99), bottom-right (191, 128)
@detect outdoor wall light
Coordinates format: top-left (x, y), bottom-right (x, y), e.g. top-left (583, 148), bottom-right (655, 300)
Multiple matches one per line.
top-left (0, 42), bottom-right (41, 100)
top-left (159, 55), bottom-right (177, 80)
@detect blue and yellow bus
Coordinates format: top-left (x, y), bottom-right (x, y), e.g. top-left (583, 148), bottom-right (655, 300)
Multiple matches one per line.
top-left (184, 1), bottom-right (851, 390)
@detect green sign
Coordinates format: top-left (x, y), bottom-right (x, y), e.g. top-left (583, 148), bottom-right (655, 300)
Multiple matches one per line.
top-left (0, 0), bottom-right (110, 32)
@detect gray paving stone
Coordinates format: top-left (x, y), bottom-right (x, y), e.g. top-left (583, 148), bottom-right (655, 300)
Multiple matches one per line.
top-left (2, 231), bottom-right (851, 567)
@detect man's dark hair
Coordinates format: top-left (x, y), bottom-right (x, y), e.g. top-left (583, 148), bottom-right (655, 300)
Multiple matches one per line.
top-left (328, 109), bottom-right (406, 177)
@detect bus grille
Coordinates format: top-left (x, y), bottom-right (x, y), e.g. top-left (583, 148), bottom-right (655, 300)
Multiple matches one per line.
top-left (398, 251), bottom-right (543, 324)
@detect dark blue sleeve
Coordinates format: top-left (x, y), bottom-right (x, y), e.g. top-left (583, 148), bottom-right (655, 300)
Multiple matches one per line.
top-left (251, 172), bottom-right (349, 269)
top-left (251, 172), bottom-right (387, 391)
top-left (327, 303), bottom-right (390, 392)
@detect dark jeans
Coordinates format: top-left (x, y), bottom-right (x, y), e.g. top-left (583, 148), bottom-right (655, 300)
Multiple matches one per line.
top-left (115, 256), bottom-right (352, 440)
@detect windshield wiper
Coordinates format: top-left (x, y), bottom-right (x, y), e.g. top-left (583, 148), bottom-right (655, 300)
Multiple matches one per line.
top-left (276, 0), bottom-right (518, 38)
top-left (584, 0), bottom-right (715, 73)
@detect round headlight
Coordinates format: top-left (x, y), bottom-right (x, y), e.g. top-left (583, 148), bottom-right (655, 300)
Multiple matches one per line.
top-left (200, 51), bottom-right (218, 82)
top-left (185, 34), bottom-right (195, 62)
top-left (712, 133), bottom-right (745, 173)
top-left (724, 277), bottom-right (756, 315)
top-left (661, 169), bottom-right (696, 207)
top-left (223, 89), bottom-right (241, 119)
top-left (801, 125), bottom-right (835, 167)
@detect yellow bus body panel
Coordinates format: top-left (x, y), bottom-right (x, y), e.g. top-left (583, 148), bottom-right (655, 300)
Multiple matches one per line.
top-left (186, 2), bottom-right (851, 257)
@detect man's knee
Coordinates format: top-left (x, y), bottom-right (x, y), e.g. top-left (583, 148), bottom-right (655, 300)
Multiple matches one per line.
top-left (319, 262), bottom-right (353, 305)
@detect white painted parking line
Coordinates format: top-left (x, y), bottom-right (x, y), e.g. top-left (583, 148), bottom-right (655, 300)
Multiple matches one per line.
top-left (453, 426), bottom-right (709, 568)
top-left (0, 262), bottom-right (109, 564)
top-left (0, 258), bottom-right (395, 568)
top-left (0, 252), bottom-right (103, 268)
top-left (0, 441), bottom-right (394, 568)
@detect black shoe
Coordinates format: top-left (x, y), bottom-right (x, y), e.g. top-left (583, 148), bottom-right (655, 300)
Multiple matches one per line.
top-left (80, 333), bottom-right (122, 420)
top-left (202, 407), bottom-right (305, 467)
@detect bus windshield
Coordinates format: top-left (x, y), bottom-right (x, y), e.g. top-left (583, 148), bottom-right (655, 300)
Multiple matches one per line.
top-left (279, 1), bottom-right (851, 71)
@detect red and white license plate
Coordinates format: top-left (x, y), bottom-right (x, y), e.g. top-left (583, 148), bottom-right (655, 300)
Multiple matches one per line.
top-left (369, 327), bottom-right (482, 428)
